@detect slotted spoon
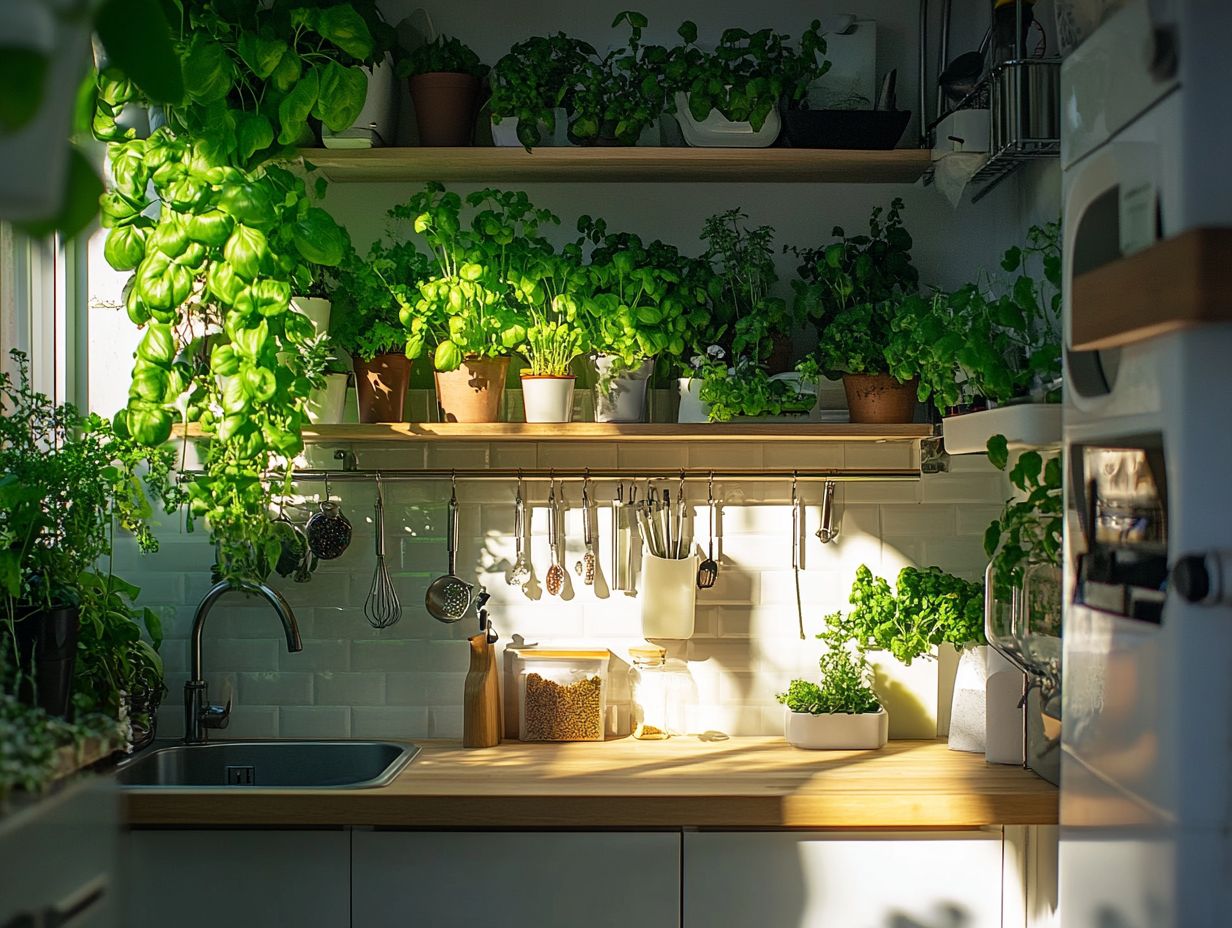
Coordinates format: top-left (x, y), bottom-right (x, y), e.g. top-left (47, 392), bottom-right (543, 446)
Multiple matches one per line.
top-left (697, 475), bottom-right (719, 589)
top-left (508, 477), bottom-right (531, 588)
top-left (425, 479), bottom-right (473, 623)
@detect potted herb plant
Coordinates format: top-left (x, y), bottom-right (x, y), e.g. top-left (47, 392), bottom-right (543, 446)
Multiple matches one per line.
top-left (399, 35), bottom-right (489, 146)
top-left (567, 12), bottom-right (670, 146)
top-left (396, 183), bottom-right (557, 422)
top-left (576, 217), bottom-right (697, 422)
top-left (516, 250), bottom-right (589, 423)
top-left (331, 240), bottom-right (428, 423)
top-left (690, 209), bottom-right (813, 422)
top-left (778, 612), bottom-right (886, 750)
top-left (910, 223), bottom-right (1063, 453)
top-left (0, 352), bottom-right (171, 719)
top-left (489, 33), bottom-right (595, 149)
top-left (666, 20), bottom-right (828, 147)
top-left (791, 198), bottom-right (924, 423)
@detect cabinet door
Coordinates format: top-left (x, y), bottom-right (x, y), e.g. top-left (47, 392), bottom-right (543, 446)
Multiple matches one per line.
top-left (684, 831), bottom-right (1004, 928)
top-left (352, 831), bottom-right (680, 928)
top-left (123, 829), bottom-right (350, 928)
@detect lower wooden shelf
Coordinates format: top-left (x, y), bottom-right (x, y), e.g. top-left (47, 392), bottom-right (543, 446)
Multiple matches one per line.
top-left (174, 422), bottom-right (934, 443)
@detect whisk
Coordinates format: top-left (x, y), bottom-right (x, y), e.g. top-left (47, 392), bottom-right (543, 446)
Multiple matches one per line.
top-left (365, 474), bottom-right (401, 629)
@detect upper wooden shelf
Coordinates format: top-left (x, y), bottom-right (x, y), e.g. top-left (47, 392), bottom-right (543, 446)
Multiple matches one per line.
top-left (175, 422), bottom-right (933, 443)
top-left (303, 147), bottom-right (932, 184)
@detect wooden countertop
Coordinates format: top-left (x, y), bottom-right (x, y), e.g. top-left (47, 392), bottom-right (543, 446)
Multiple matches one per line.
top-left (123, 737), bottom-right (1057, 829)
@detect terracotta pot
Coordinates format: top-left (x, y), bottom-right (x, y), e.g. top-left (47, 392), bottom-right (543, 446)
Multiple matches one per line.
top-left (521, 374), bottom-right (575, 423)
top-left (842, 373), bottom-right (919, 424)
top-left (410, 72), bottom-right (480, 146)
top-left (435, 357), bottom-right (510, 423)
top-left (765, 333), bottom-right (795, 374)
top-left (353, 353), bottom-right (412, 423)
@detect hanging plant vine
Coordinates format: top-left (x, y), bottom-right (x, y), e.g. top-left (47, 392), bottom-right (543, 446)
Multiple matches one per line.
top-left (93, 1), bottom-right (392, 580)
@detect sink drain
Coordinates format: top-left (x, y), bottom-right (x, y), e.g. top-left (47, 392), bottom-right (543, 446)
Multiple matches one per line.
top-left (224, 765), bottom-right (255, 786)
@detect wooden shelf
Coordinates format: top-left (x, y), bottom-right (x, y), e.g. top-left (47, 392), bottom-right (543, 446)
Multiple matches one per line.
top-left (303, 147), bottom-right (932, 184)
top-left (175, 422), bottom-right (933, 443)
top-left (1072, 227), bottom-right (1232, 351)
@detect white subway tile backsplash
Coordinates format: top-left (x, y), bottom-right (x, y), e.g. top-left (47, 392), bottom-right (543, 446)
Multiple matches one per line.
top-left (127, 439), bottom-right (1009, 739)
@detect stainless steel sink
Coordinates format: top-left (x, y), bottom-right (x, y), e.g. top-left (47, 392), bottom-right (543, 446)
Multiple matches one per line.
top-left (115, 740), bottom-right (419, 789)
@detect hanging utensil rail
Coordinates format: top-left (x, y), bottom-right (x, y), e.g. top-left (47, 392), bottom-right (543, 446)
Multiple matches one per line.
top-left (191, 467), bottom-right (918, 483)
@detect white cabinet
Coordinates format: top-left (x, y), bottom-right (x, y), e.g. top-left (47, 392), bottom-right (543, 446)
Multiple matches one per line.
top-left (351, 831), bottom-right (680, 928)
top-left (123, 829), bottom-right (349, 928)
top-left (0, 780), bottom-right (119, 927)
top-left (683, 831), bottom-right (1005, 928)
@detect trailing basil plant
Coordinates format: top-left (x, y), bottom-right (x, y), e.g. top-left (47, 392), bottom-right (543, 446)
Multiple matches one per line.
top-left (778, 612), bottom-right (880, 715)
top-left (667, 20), bottom-right (829, 131)
top-left (93, 2), bottom-right (385, 581)
top-left (490, 33), bottom-right (597, 149)
top-left (396, 35), bottom-right (488, 79)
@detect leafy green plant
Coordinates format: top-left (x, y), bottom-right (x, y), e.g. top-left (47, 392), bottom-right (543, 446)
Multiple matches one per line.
top-left (906, 223), bottom-right (1063, 411)
top-left (330, 238), bottom-right (432, 362)
top-left (575, 216), bottom-right (705, 372)
top-left (490, 33), bottom-right (597, 149)
top-left (92, 2), bottom-right (385, 581)
top-left (0, 692), bottom-right (125, 802)
top-left (397, 35), bottom-right (488, 79)
top-left (568, 11), bottom-right (672, 145)
top-left (983, 435), bottom-right (1063, 601)
top-left (791, 198), bottom-right (921, 378)
top-left (667, 20), bottom-right (829, 130)
top-left (845, 563), bottom-right (985, 664)
top-left (72, 571), bottom-right (165, 737)
top-left (393, 183), bottom-right (561, 371)
top-left (697, 363), bottom-right (814, 422)
top-left (0, 352), bottom-right (174, 612)
top-left (778, 613), bottom-right (880, 715)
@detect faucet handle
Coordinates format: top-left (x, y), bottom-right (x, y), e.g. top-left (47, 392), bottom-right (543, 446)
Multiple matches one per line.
top-left (202, 699), bottom-right (231, 730)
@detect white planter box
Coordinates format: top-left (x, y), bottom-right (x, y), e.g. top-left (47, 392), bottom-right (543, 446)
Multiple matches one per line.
top-left (942, 403), bottom-right (1061, 454)
top-left (870, 651), bottom-right (946, 740)
top-left (784, 707), bottom-right (888, 750)
top-left (673, 93), bottom-right (780, 148)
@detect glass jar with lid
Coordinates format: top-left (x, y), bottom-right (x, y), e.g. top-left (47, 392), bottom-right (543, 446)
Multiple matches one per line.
top-left (629, 645), bottom-right (694, 740)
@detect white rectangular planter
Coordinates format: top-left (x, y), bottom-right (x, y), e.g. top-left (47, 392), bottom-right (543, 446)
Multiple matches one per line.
top-left (673, 93), bottom-right (780, 148)
top-left (942, 403), bottom-right (1062, 454)
top-left (784, 707), bottom-right (888, 750)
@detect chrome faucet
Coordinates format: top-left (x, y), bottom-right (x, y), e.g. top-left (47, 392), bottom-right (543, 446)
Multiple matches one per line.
top-left (185, 580), bottom-right (302, 744)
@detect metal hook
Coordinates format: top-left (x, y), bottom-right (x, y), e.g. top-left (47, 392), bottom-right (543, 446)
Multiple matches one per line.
top-left (707, 471), bottom-right (715, 505)
top-left (449, 470), bottom-right (457, 505)
top-left (375, 471), bottom-right (384, 508)
top-left (323, 473), bottom-right (332, 504)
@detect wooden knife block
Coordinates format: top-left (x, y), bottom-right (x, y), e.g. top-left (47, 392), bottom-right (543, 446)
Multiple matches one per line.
top-left (464, 632), bottom-right (502, 748)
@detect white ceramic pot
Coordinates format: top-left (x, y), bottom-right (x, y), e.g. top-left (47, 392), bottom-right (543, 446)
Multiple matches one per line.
top-left (490, 107), bottom-right (570, 147)
top-left (521, 375), bottom-right (575, 423)
top-left (870, 651), bottom-right (944, 740)
top-left (673, 92), bottom-right (781, 148)
top-left (677, 377), bottom-right (709, 423)
top-left (306, 372), bottom-right (349, 424)
top-left (291, 297), bottom-right (332, 337)
top-left (322, 56), bottom-right (398, 148)
top-left (593, 355), bottom-right (655, 423)
top-left (784, 707), bottom-right (889, 750)
top-left (947, 645), bottom-right (989, 753)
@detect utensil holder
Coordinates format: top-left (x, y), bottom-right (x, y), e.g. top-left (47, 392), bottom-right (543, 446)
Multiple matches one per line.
top-left (640, 553), bottom-right (698, 640)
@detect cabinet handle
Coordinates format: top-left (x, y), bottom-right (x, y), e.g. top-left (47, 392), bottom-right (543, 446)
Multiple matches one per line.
top-left (44, 877), bottom-right (108, 928)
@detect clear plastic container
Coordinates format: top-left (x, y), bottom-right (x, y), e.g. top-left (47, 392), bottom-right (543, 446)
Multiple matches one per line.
top-left (629, 645), bottom-right (696, 740)
top-left (513, 649), bottom-right (610, 742)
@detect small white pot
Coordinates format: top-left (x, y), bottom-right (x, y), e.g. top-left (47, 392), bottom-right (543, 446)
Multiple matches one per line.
top-left (677, 377), bottom-right (709, 423)
top-left (306, 372), bottom-right (349, 424)
top-left (593, 355), bottom-right (655, 423)
top-left (521, 375), bottom-right (575, 423)
top-left (292, 297), bottom-right (332, 337)
top-left (491, 108), bottom-right (570, 147)
top-left (784, 707), bottom-right (889, 750)
top-left (322, 56), bottom-right (398, 148)
top-left (673, 92), bottom-right (781, 148)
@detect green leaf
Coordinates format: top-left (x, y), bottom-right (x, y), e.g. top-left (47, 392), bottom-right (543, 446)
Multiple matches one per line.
top-left (316, 6), bottom-right (375, 60)
top-left (237, 33), bottom-right (288, 80)
top-left (126, 400), bottom-right (172, 446)
top-left (313, 61), bottom-right (368, 133)
top-left (231, 319), bottom-right (270, 360)
top-left (986, 433), bottom-right (1009, 471)
top-left (137, 323), bottom-right (175, 364)
top-left (223, 225), bottom-right (270, 280)
top-left (270, 50), bottom-right (303, 93)
top-left (278, 69), bottom-right (320, 145)
top-left (104, 224), bottom-right (147, 271)
top-left (183, 37), bottom-right (233, 104)
top-left (291, 207), bottom-right (346, 266)
top-left (96, 0), bottom-right (185, 103)
top-left (235, 112), bottom-right (274, 162)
